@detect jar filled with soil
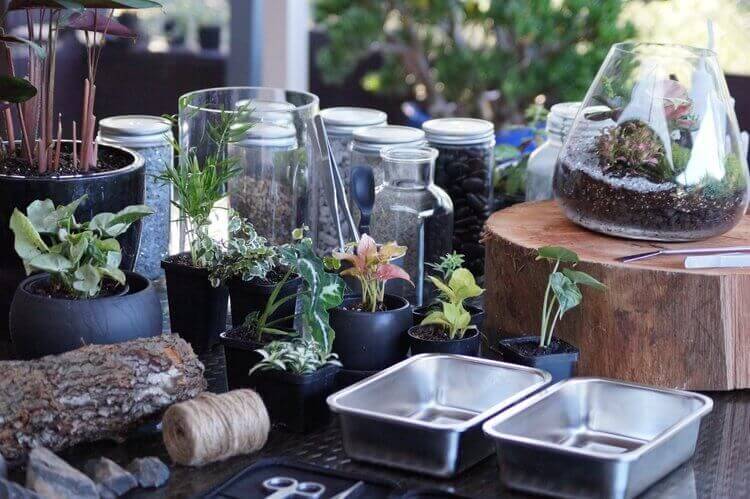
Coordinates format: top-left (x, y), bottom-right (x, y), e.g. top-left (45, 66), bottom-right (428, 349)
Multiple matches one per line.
top-left (369, 146), bottom-right (453, 305)
top-left (228, 123), bottom-right (306, 245)
top-left (316, 107), bottom-right (387, 253)
top-left (423, 118), bottom-right (495, 277)
top-left (554, 43), bottom-right (749, 241)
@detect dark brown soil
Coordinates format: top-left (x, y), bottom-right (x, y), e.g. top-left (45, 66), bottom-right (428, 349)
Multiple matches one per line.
top-left (342, 301), bottom-right (389, 312)
top-left (224, 325), bottom-right (294, 344)
top-left (245, 266), bottom-right (296, 286)
top-left (510, 337), bottom-right (578, 357)
top-left (164, 253), bottom-right (199, 268)
top-left (29, 278), bottom-right (127, 299)
top-left (0, 143), bottom-right (132, 177)
top-left (410, 324), bottom-right (452, 341)
top-left (555, 159), bottom-right (747, 239)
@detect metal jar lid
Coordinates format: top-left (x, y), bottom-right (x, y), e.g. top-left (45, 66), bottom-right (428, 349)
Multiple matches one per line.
top-left (547, 102), bottom-right (581, 139)
top-left (236, 99), bottom-right (295, 126)
top-left (351, 125), bottom-right (425, 154)
top-left (234, 122), bottom-right (297, 148)
top-left (422, 117), bottom-right (495, 145)
top-left (320, 107), bottom-right (387, 136)
top-left (97, 115), bottom-right (172, 148)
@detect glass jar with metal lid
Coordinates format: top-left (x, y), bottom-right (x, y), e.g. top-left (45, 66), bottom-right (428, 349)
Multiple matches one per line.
top-left (315, 107), bottom-right (387, 253)
top-left (236, 99), bottom-right (295, 126)
top-left (526, 102), bottom-right (580, 201)
top-left (97, 115), bottom-right (173, 279)
top-left (350, 125), bottom-right (426, 187)
top-left (227, 122), bottom-right (304, 246)
top-left (423, 117), bottom-right (495, 277)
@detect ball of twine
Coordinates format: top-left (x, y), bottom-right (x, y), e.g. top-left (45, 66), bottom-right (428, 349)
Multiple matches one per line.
top-left (162, 389), bottom-right (270, 467)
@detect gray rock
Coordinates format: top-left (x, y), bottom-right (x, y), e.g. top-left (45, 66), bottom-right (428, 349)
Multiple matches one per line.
top-left (0, 453), bottom-right (6, 479)
top-left (84, 458), bottom-right (137, 497)
top-left (127, 457), bottom-right (169, 488)
top-left (0, 478), bottom-right (43, 499)
top-left (25, 447), bottom-right (98, 499)
top-left (96, 483), bottom-right (118, 499)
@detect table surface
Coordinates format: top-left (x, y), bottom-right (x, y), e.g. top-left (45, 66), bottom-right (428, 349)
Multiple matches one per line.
top-left (26, 345), bottom-right (747, 499)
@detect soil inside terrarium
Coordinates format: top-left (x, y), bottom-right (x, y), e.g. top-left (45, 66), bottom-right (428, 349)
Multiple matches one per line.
top-left (29, 278), bottom-right (127, 300)
top-left (510, 337), bottom-right (577, 357)
top-left (0, 143), bottom-right (132, 176)
top-left (555, 138), bottom-right (747, 239)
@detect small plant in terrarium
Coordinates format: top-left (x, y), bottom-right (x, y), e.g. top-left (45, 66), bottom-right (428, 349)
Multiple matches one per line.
top-left (555, 42), bottom-right (749, 242)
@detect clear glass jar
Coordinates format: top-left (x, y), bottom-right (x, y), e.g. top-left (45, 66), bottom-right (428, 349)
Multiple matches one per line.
top-left (97, 115), bottom-right (173, 279)
top-left (178, 87), bottom-right (320, 247)
top-left (369, 146), bottom-right (453, 306)
top-left (350, 125), bottom-right (425, 187)
top-left (316, 107), bottom-right (387, 253)
top-left (554, 43), bottom-right (749, 241)
top-left (423, 118), bottom-right (495, 277)
top-left (526, 102), bottom-right (579, 201)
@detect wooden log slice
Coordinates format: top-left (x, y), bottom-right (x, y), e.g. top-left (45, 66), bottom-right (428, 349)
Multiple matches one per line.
top-left (484, 200), bottom-right (750, 391)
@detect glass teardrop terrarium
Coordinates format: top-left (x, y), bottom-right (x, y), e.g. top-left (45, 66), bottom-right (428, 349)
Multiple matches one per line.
top-left (554, 43), bottom-right (749, 241)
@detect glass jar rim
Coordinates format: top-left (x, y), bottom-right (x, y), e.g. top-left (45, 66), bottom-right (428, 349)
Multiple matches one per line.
top-left (380, 145), bottom-right (438, 162)
top-left (611, 42), bottom-right (717, 59)
top-left (179, 86), bottom-right (319, 115)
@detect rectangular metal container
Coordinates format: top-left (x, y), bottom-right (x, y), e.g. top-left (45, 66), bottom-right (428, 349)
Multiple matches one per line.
top-left (482, 377), bottom-right (713, 499)
top-left (327, 353), bottom-right (551, 477)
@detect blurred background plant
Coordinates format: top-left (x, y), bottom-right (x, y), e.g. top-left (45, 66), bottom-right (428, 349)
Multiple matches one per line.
top-left (314, 0), bottom-right (635, 129)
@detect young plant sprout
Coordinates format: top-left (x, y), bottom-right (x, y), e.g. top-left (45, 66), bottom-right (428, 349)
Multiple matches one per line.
top-left (536, 246), bottom-right (605, 348)
top-left (328, 233), bottom-right (412, 313)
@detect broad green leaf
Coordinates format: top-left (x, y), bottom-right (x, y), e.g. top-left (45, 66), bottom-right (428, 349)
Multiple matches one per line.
top-left (0, 75), bottom-right (36, 103)
top-left (43, 195), bottom-right (86, 228)
top-left (68, 235), bottom-right (89, 264)
top-left (0, 35), bottom-right (46, 59)
top-left (105, 250), bottom-right (121, 268)
top-left (9, 209), bottom-right (49, 261)
top-left (101, 265), bottom-right (126, 285)
top-left (427, 275), bottom-right (456, 302)
top-left (549, 272), bottom-right (582, 316)
top-left (26, 199), bottom-right (56, 233)
top-left (536, 246), bottom-right (579, 264)
top-left (29, 253), bottom-right (72, 273)
top-left (448, 268), bottom-right (483, 302)
top-left (420, 311), bottom-right (451, 329)
top-left (562, 268), bottom-right (606, 291)
top-left (89, 212), bottom-right (115, 232)
top-left (109, 204), bottom-right (153, 227)
top-left (96, 238), bottom-right (120, 253)
top-left (73, 263), bottom-right (101, 296)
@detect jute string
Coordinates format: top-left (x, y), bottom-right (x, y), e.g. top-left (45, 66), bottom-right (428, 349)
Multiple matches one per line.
top-left (162, 389), bottom-right (270, 466)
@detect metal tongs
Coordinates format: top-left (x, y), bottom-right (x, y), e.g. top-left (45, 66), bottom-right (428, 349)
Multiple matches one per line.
top-left (617, 246), bottom-right (750, 263)
top-left (314, 115), bottom-right (359, 248)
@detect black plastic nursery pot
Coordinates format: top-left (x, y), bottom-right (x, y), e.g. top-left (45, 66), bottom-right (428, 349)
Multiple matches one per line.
top-left (162, 254), bottom-right (229, 354)
top-left (329, 294), bottom-right (412, 371)
top-left (9, 271), bottom-right (161, 360)
top-left (408, 325), bottom-right (481, 356)
top-left (0, 142), bottom-right (145, 341)
top-left (496, 335), bottom-right (580, 383)
top-left (219, 327), bottom-right (295, 390)
top-left (227, 275), bottom-right (302, 327)
top-left (250, 364), bottom-right (339, 433)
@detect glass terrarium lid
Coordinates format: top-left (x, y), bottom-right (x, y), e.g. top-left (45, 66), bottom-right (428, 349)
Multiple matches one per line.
top-left (353, 125), bottom-right (425, 146)
top-left (320, 107), bottom-right (388, 135)
top-left (422, 117), bottom-right (494, 144)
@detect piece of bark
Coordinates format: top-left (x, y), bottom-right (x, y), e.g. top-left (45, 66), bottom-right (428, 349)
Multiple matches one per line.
top-left (0, 335), bottom-right (207, 460)
top-left (26, 447), bottom-right (98, 499)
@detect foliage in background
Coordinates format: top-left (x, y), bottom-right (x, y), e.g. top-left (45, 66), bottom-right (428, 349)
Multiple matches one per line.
top-left (536, 246), bottom-right (605, 348)
top-left (314, 0), bottom-right (635, 127)
top-left (10, 194), bottom-right (152, 298)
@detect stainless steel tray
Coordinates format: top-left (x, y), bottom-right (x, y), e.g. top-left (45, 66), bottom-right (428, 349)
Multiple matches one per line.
top-left (327, 353), bottom-right (551, 477)
top-left (482, 377), bottom-right (713, 499)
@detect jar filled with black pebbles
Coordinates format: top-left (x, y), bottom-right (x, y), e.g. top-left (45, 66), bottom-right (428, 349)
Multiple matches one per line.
top-left (423, 118), bottom-right (495, 276)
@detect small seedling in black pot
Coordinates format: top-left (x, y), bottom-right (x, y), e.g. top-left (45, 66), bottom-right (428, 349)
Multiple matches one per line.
top-left (409, 253), bottom-right (484, 356)
top-left (497, 246), bottom-right (605, 382)
top-left (327, 234), bottom-right (413, 372)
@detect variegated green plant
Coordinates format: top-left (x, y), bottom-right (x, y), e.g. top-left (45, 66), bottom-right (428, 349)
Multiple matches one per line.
top-left (421, 262), bottom-right (484, 339)
top-left (249, 338), bottom-right (341, 376)
top-left (9, 195), bottom-right (152, 298)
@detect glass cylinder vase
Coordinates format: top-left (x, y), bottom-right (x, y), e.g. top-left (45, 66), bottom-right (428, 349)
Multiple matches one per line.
top-left (554, 43), bottom-right (749, 241)
top-left (369, 146), bottom-right (454, 306)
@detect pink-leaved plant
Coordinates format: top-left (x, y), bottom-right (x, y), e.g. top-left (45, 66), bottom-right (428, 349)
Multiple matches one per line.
top-left (329, 234), bottom-right (412, 313)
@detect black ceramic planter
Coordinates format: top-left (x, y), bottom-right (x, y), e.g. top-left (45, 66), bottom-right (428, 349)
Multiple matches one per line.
top-left (497, 335), bottom-right (580, 383)
top-left (0, 142), bottom-right (145, 341)
top-left (227, 275), bottom-right (302, 327)
top-left (408, 325), bottom-right (481, 356)
top-left (329, 294), bottom-right (412, 371)
top-left (412, 303), bottom-right (485, 329)
top-left (219, 327), bottom-right (297, 390)
top-left (250, 364), bottom-right (339, 433)
top-left (162, 255), bottom-right (228, 354)
top-left (9, 271), bottom-right (161, 359)
top-left (334, 367), bottom-right (380, 391)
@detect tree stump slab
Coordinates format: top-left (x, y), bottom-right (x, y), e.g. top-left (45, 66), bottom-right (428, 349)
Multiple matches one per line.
top-left (484, 200), bottom-right (750, 391)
